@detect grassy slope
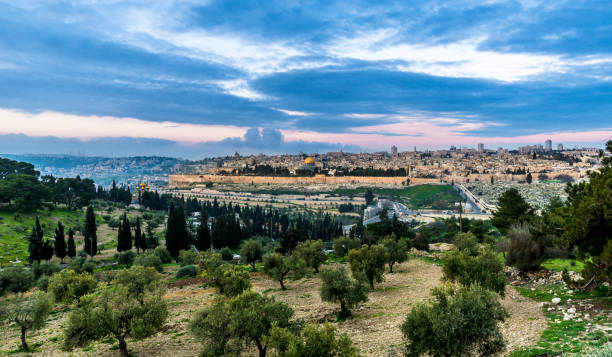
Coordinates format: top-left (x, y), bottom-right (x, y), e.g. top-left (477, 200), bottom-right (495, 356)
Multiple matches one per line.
top-left (0, 208), bottom-right (84, 265)
top-left (250, 184), bottom-right (462, 209)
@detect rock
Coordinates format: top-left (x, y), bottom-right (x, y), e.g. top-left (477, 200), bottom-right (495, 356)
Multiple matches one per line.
top-left (552, 297), bottom-right (562, 304)
top-left (510, 281), bottom-right (521, 286)
top-left (567, 308), bottom-right (576, 314)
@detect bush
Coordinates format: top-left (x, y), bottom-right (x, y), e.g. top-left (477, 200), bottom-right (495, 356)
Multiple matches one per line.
top-left (196, 250), bottom-right (223, 276)
top-left (0, 266), bottom-right (34, 296)
top-left (176, 265), bottom-right (197, 278)
top-left (210, 264), bottom-right (251, 297)
top-left (37, 275), bottom-right (51, 292)
top-left (442, 245), bottom-right (506, 296)
top-left (220, 247), bottom-right (234, 261)
top-left (153, 246), bottom-right (173, 264)
top-left (48, 269), bottom-right (96, 303)
top-left (134, 253), bottom-right (163, 272)
top-left (270, 322), bottom-right (360, 357)
top-left (381, 235), bottom-right (409, 273)
top-left (114, 251), bottom-right (135, 267)
top-left (32, 262), bottom-right (61, 279)
top-left (401, 285), bottom-right (508, 357)
top-left (178, 249), bottom-right (197, 266)
top-left (505, 223), bottom-right (544, 272)
top-left (333, 237), bottom-right (361, 257)
top-left (82, 261), bottom-right (96, 274)
top-left (93, 270), bottom-right (117, 284)
top-left (412, 232), bottom-right (429, 251)
top-left (319, 266), bottom-right (369, 319)
top-left (453, 232), bottom-right (479, 256)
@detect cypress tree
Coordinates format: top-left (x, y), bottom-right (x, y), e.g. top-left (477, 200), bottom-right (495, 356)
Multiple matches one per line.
top-left (165, 202), bottom-right (177, 258)
top-left (67, 228), bottom-right (76, 258)
top-left (54, 221), bottom-right (67, 263)
top-left (134, 217), bottom-right (142, 254)
top-left (139, 231), bottom-right (148, 252)
top-left (117, 213), bottom-right (132, 252)
top-left (175, 205), bottom-right (189, 253)
top-left (83, 205), bottom-right (97, 258)
top-left (28, 217), bottom-right (44, 263)
top-left (195, 209), bottom-right (211, 251)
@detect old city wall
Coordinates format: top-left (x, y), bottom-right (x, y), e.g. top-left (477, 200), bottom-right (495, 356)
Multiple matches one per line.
top-left (168, 174), bottom-right (412, 187)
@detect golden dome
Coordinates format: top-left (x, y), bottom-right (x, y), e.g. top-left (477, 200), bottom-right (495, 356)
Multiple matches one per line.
top-left (304, 157), bottom-right (315, 165)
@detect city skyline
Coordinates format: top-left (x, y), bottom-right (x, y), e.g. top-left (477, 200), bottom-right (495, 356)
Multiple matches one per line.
top-left (0, 1), bottom-right (612, 158)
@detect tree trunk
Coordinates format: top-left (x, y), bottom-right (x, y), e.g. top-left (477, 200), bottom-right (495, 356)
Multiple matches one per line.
top-left (118, 336), bottom-right (128, 357)
top-left (279, 277), bottom-right (286, 290)
top-left (255, 340), bottom-right (267, 357)
top-left (314, 265), bottom-right (319, 274)
top-left (20, 326), bottom-right (29, 352)
top-left (389, 263), bottom-right (394, 273)
top-left (370, 280), bottom-right (375, 290)
top-left (252, 262), bottom-right (256, 271)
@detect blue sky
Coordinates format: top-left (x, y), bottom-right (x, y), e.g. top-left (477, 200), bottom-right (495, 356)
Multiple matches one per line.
top-left (0, 0), bottom-right (611, 158)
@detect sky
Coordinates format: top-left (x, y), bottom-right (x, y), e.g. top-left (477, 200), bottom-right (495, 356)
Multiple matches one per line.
top-left (0, 0), bottom-right (611, 158)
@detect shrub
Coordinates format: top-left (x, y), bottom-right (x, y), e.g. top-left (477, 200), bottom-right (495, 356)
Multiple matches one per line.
top-left (277, 323), bottom-right (360, 357)
top-left (505, 223), bottom-right (544, 272)
top-left (153, 246), bottom-right (173, 264)
top-left (412, 232), bottom-right (429, 251)
top-left (178, 249), bottom-right (197, 266)
top-left (37, 275), bottom-right (51, 292)
top-left (320, 266), bottom-right (369, 319)
top-left (0, 291), bottom-right (52, 352)
top-left (48, 269), bottom-right (96, 303)
top-left (0, 266), bottom-right (34, 296)
top-left (32, 262), bottom-right (61, 279)
top-left (196, 250), bottom-right (223, 276)
top-left (176, 265), bottom-right (197, 278)
top-left (210, 264), bottom-right (251, 297)
top-left (453, 232), bottom-right (479, 256)
top-left (93, 270), bottom-right (117, 284)
top-left (401, 285), bottom-right (508, 357)
top-left (347, 245), bottom-right (388, 289)
top-left (82, 261), bottom-right (96, 274)
top-left (114, 251), bottom-right (135, 267)
top-left (113, 266), bottom-right (163, 304)
top-left (333, 237), bottom-right (361, 257)
top-left (134, 253), bottom-right (163, 272)
top-left (220, 247), bottom-right (234, 261)
top-left (442, 246), bottom-right (506, 296)
top-left (295, 240), bottom-right (327, 273)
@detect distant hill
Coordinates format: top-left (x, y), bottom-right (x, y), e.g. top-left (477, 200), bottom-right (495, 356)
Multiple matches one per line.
top-left (0, 154), bottom-right (184, 187)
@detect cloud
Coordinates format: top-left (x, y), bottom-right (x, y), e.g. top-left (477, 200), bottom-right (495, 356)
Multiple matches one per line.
top-left (275, 108), bottom-right (315, 116)
top-left (0, 108), bottom-right (247, 143)
top-left (213, 79), bottom-right (269, 101)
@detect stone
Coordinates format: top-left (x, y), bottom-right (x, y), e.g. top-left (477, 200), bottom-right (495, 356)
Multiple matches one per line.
top-left (552, 297), bottom-right (562, 304)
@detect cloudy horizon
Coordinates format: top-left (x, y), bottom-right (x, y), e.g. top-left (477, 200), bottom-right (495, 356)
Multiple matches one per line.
top-left (1, 1), bottom-right (611, 158)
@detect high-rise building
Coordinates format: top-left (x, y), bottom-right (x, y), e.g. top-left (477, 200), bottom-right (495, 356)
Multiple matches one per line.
top-left (557, 143), bottom-right (563, 151)
top-left (391, 145), bottom-right (398, 156)
top-left (477, 143), bottom-right (484, 153)
top-left (545, 139), bottom-right (552, 152)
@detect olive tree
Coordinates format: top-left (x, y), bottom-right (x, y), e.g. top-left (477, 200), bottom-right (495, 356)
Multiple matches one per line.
top-left (0, 291), bottom-right (52, 352)
top-left (347, 244), bottom-right (388, 289)
top-left (262, 253), bottom-right (305, 290)
top-left (241, 239), bottom-right (264, 271)
top-left (295, 240), bottom-right (327, 273)
top-left (319, 266), bottom-right (369, 319)
top-left (63, 267), bottom-right (168, 357)
top-left (191, 290), bottom-right (294, 357)
top-left (401, 285), bottom-right (508, 357)
top-left (47, 269), bottom-right (96, 303)
top-left (269, 322), bottom-right (360, 357)
top-left (380, 235), bottom-right (409, 273)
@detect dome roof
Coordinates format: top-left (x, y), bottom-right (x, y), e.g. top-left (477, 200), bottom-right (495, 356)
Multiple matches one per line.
top-left (304, 157), bottom-right (315, 164)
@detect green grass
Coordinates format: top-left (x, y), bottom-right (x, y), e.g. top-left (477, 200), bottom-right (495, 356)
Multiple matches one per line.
top-left (542, 258), bottom-right (585, 272)
top-left (515, 284), bottom-right (608, 304)
top-left (507, 313), bottom-right (610, 357)
top-left (0, 208), bottom-right (84, 265)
